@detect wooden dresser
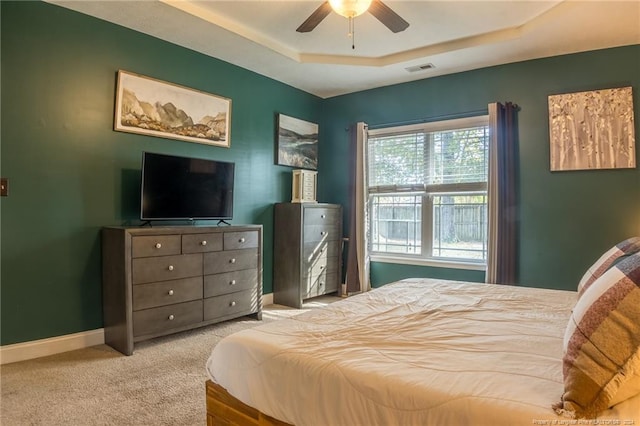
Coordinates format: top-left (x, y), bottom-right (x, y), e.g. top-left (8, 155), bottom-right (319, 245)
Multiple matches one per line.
top-left (102, 225), bottom-right (262, 355)
top-left (273, 203), bottom-right (342, 308)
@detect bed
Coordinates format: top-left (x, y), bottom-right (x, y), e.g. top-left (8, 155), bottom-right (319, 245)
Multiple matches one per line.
top-left (205, 278), bottom-right (640, 425)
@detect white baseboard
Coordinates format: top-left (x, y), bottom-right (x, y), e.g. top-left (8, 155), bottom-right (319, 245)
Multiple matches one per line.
top-left (0, 329), bottom-right (105, 365)
top-left (263, 292), bottom-right (274, 306)
top-left (1, 294), bottom-right (275, 365)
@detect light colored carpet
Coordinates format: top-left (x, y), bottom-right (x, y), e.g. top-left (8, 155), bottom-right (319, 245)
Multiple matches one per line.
top-left (1, 298), bottom-right (338, 426)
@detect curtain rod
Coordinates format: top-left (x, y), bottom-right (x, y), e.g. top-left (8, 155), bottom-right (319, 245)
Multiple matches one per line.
top-left (365, 108), bottom-right (489, 131)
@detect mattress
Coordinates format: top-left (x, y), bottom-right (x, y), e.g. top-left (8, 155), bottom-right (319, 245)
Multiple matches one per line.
top-left (206, 278), bottom-right (640, 425)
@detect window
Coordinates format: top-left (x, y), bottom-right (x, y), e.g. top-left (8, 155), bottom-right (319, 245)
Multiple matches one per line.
top-left (367, 116), bottom-right (489, 266)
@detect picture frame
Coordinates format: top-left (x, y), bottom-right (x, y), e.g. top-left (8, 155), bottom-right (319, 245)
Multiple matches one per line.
top-left (548, 86), bottom-right (635, 171)
top-left (276, 113), bottom-right (318, 170)
top-left (114, 70), bottom-right (231, 148)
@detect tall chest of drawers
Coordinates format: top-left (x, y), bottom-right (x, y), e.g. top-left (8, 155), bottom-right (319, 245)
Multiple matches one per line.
top-left (102, 225), bottom-right (262, 355)
top-left (273, 203), bottom-right (342, 308)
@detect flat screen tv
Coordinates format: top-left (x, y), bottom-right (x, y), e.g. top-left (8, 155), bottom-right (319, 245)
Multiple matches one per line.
top-left (140, 151), bottom-right (234, 222)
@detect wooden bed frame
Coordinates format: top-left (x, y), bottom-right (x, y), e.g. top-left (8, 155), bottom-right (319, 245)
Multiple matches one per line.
top-left (206, 380), bottom-right (292, 426)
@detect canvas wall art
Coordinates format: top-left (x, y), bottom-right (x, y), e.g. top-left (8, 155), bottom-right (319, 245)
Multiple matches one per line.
top-left (114, 70), bottom-right (231, 147)
top-left (276, 114), bottom-right (318, 170)
top-left (548, 86), bottom-right (635, 171)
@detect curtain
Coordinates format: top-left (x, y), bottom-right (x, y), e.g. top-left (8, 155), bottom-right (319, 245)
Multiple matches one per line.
top-left (486, 102), bottom-right (518, 284)
top-left (345, 122), bottom-right (371, 294)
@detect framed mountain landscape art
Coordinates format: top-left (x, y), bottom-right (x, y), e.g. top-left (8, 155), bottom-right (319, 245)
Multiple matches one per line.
top-left (276, 113), bottom-right (318, 170)
top-left (114, 70), bottom-right (231, 147)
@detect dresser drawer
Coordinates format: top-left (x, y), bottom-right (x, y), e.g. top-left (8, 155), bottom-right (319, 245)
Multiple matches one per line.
top-left (303, 207), bottom-right (339, 226)
top-left (204, 249), bottom-right (258, 275)
top-left (204, 269), bottom-right (258, 298)
top-left (203, 290), bottom-right (256, 321)
top-left (303, 239), bottom-right (340, 262)
top-left (132, 254), bottom-right (203, 284)
top-left (224, 231), bottom-right (259, 250)
top-left (182, 233), bottom-right (223, 254)
top-left (303, 256), bottom-right (338, 278)
top-left (321, 269), bottom-right (340, 293)
top-left (133, 300), bottom-right (203, 337)
top-left (302, 268), bottom-right (339, 300)
top-left (132, 277), bottom-right (203, 311)
top-left (302, 273), bottom-right (322, 299)
top-left (303, 224), bottom-right (341, 243)
top-left (132, 235), bottom-right (181, 258)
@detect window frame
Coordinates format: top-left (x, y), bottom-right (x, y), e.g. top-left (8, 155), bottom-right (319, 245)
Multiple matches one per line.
top-left (367, 115), bottom-right (490, 270)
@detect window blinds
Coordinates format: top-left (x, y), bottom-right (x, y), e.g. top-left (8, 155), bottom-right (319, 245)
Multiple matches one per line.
top-left (368, 116), bottom-right (490, 195)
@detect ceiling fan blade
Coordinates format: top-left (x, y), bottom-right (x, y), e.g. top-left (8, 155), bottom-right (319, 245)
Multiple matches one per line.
top-left (296, 1), bottom-right (333, 33)
top-left (368, 0), bottom-right (409, 33)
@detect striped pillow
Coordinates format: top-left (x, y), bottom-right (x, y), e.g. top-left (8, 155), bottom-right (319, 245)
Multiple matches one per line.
top-left (577, 236), bottom-right (640, 297)
top-left (554, 252), bottom-right (640, 418)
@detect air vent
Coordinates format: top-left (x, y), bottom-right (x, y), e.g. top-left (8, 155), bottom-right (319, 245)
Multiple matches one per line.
top-left (405, 63), bottom-right (435, 73)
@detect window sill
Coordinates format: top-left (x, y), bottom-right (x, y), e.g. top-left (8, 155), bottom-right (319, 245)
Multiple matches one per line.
top-left (370, 254), bottom-right (487, 271)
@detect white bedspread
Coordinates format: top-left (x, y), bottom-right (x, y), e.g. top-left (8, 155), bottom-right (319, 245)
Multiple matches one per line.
top-left (206, 278), bottom-right (640, 425)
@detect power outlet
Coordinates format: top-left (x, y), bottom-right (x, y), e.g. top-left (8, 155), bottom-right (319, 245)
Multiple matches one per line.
top-left (1, 178), bottom-right (8, 196)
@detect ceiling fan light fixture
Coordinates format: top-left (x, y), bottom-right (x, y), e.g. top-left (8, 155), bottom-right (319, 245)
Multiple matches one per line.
top-left (329, 0), bottom-right (373, 18)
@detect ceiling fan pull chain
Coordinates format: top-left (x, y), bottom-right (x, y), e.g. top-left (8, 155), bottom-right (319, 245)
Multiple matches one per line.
top-left (349, 16), bottom-right (356, 49)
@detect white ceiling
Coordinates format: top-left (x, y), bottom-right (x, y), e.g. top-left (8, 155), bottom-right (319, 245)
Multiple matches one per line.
top-left (49, 1), bottom-right (640, 98)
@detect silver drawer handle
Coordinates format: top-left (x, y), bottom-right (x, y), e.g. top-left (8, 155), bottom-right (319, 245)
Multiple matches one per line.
top-left (168, 265), bottom-right (174, 271)
top-left (320, 231), bottom-right (326, 236)
top-left (229, 258), bottom-right (236, 264)
top-left (230, 280), bottom-right (236, 285)
top-left (168, 289), bottom-right (174, 296)
top-left (168, 314), bottom-right (175, 320)
top-left (201, 240), bottom-right (207, 246)
top-left (230, 301), bottom-right (236, 307)
top-left (239, 237), bottom-right (245, 243)
top-left (321, 214), bottom-right (326, 219)
top-left (155, 243), bottom-right (162, 249)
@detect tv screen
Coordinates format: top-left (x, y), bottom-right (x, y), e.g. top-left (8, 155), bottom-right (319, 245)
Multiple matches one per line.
top-left (140, 152), bottom-right (234, 221)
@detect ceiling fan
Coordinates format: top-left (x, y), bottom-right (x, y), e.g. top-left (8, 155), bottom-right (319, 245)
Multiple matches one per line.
top-left (296, 0), bottom-right (409, 34)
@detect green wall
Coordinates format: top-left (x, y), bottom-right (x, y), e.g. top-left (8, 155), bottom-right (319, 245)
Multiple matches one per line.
top-left (0, 1), bottom-right (322, 345)
top-left (2, 1), bottom-right (639, 346)
top-left (320, 45), bottom-right (640, 288)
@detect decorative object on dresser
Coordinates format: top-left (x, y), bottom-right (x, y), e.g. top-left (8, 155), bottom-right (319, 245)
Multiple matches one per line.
top-left (102, 225), bottom-right (262, 355)
top-left (273, 203), bottom-right (342, 308)
top-left (291, 169), bottom-right (317, 203)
